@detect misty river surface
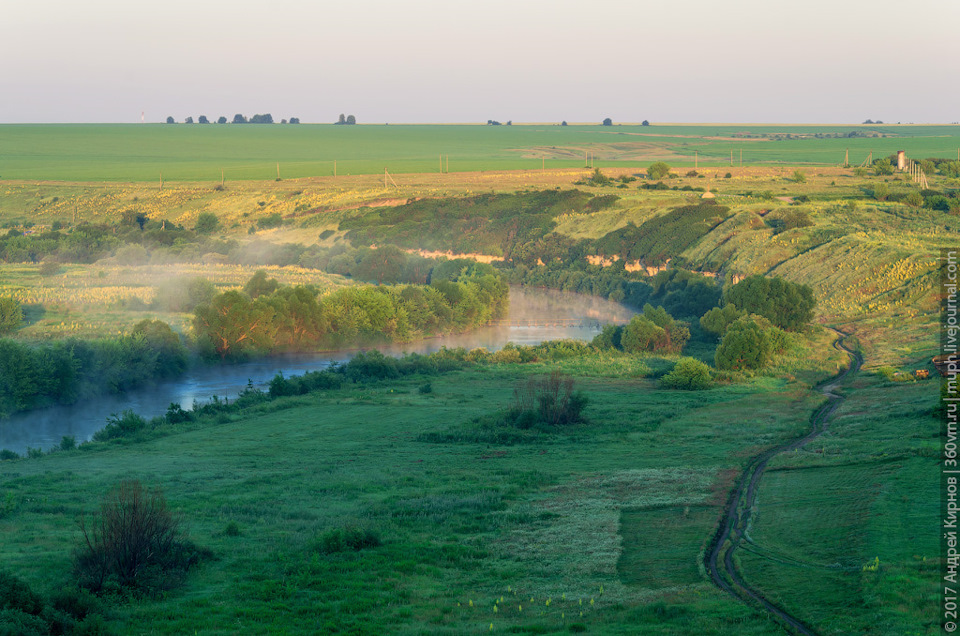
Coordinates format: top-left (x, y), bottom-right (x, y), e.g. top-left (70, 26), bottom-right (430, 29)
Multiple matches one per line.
top-left (0, 286), bottom-right (636, 454)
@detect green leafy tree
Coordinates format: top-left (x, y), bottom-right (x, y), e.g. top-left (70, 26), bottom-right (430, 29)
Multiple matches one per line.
top-left (700, 303), bottom-right (745, 336)
top-left (792, 170), bottom-right (806, 183)
top-left (130, 319), bottom-right (189, 376)
top-left (194, 212), bottom-right (220, 234)
top-left (355, 245), bottom-right (408, 284)
top-left (243, 270), bottom-right (280, 299)
top-left (193, 291), bottom-right (277, 359)
top-left (714, 315), bottom-right (774, 370)
top-left (622, 316), bottom-right (666, 353)
top-left (0, 297), bottom-right (23, 334)
top-left (647, 161), bottom-right (671, 180)
top-left (723, 275), bottom-right (815, 331)
top-left (602, 118), bottom-right (613, 126)
top-left (873, 182), bottom-right (890, 201)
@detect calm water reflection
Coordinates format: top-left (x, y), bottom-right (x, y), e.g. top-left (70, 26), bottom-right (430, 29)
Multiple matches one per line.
top-left (0, 286), bottom-right (635, 453)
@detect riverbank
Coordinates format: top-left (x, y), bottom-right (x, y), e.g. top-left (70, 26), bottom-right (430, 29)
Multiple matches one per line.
top-left (0, 286), bottom-right (635, 453)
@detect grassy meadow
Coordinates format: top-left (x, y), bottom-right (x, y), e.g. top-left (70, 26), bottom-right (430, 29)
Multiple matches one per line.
top-left (0, 125), bottom-right (954, 633)
top-left (0, 123), bottom-right (958, 182)
top-left (5, 337), bottom-right (908, 635)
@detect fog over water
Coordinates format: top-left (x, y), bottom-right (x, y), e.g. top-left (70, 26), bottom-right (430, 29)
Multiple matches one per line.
top-left (0, 286), bottom-right (635, 454)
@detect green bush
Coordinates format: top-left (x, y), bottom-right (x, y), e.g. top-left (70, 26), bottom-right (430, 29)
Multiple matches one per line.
top-left (74, 480), bottom-right (209, 595)
top-left (507, 371), bottom-right (588, 427)
top-left (315, 527), bottom-right (381, 554)
top-left (0, 298), bottom-right (23, 335)
top-left (660, 357), bottom-right (712, 390)
top-left (194, 212), bottom-right (220, 234)
top-left (93, 410), bottom-right (147, 441)
top-left (647, 161), bottom-right (671, 180)
top-left (256, 213), bottom-right (283, 229)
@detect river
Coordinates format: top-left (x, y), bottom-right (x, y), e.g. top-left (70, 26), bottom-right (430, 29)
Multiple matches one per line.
top-left (0, 286), bottom-right (636, 454)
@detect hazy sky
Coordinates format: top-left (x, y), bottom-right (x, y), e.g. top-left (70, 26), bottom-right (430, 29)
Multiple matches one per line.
top-left (2, 0), bottom-right (957, 124)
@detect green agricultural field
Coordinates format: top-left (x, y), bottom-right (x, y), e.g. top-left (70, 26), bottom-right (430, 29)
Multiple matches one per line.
top-left (0, 123), bottom-right (958, 182)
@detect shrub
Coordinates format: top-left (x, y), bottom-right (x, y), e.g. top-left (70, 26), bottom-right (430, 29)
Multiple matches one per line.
top-left (792, 169), bottom-right (807, 183)
top-left (591, 324), bottom-right (624, 350)
top-left (73, 480), bottom-right (208, 595)
top-left (164, 403), bottom-right (193, 424)
top-left (903, 191), bottom-right (924, 208)
top-left (38, 261), bottom-right (61, 277)
top-left (223, 521), bottom-right (241, 537)
top-left (418, 383), bottom-right (433, 394)
top-left (587, 168), bottom-right (612, 187)
top-left (0, 450), bottom-right (18, 461)
top-left (194, 212), bottom-right (220, 234)
top-left (0, 298), bottom-right (23, 335)
top-left (647, 161), bottom-right (671, 180)
top-left (59, 436), bottom-right (76, 451)
top-left (873, 159), bottom-right (894, 176)
top-left (660, 357), bottom-right (713, 390)
top-left (315, 527), bottom-right (381, 554)
top-left (257, 213), bottom-right (283, 229)
top-left (873, 182), bottom-right (890, 201)
top-left (0, 570), bottom-right (43, 615)
top-left (93, 410), bottom-right (147, 441)
top-left (508, 371), bottom-right (588, 427)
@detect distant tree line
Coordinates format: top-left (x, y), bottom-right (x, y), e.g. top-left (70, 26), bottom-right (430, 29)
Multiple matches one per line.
top-left (165, 114), bottom-right (300, 124)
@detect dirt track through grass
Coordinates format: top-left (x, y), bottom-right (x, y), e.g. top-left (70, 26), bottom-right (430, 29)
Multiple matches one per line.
top-left (704, 329), bottom-right (862, 635)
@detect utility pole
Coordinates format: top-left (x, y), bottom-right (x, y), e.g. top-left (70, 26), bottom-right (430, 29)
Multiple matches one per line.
top-left (276, 162), bottom-right (280, 180)
top-left (221, 169), bottom-right (225, 187)
top-left (446, 155), bottom-right (449, 173)
top-left (584, 150), bottom-right (588, 167)
top-left (159, 172), bottom-right (163, 191)
top-left (844, 148), bottom-right (849, 166)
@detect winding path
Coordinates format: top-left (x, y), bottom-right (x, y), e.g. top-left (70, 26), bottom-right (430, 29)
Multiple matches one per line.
top-left (704, 329), bottom-right (862, 635)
